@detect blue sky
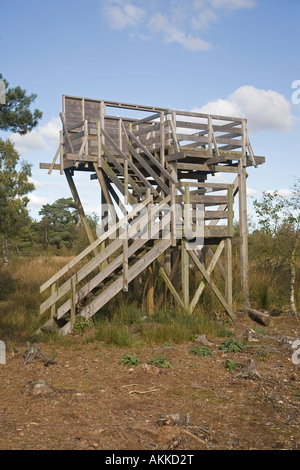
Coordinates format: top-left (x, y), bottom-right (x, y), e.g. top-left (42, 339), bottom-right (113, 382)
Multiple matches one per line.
top-left (1, 0), bottom-right (299, 222)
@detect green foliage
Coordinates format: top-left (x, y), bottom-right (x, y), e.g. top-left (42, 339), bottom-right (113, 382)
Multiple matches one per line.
top-left (73, 316), bottom-right (93, 334)
top-left (220, 338), bottom-right (244, 353)
top-left (149, 354), bottom-right (171, 368)
top-left (121, 354), bottom-right (139, 366)
top-left (38, 198), bottom-right (79, 250)
top-left (225, 359), bottom-right (239, 372)
top-left (0, 138), bottom-right (35, 260)
top-left (190, 346), bottom-right (214, 357)
top-left (0, 74), bottom-right (42, 135)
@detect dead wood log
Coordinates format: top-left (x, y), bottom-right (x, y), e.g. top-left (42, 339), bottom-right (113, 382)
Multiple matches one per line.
top-left (234, 359), bottom-right (263, 380)
top-left (246, 308), bottom-right (271, 327)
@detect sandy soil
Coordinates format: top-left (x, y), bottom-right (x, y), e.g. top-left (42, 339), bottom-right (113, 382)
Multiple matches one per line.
top-left (0, 313), bottom-right (299, 451)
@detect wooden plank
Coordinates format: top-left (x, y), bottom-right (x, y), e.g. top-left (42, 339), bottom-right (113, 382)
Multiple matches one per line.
top-left (123, 234), bottom-right (129, 292)
top-left (175, 110), bottom-right (243, 122)
top-left (43, 197), bottom-right (171, 315)
top-left (189, 241), bottom-right (225, 313)
top-left (147, 264), bottom-right (154, 315)
top-left (101, 144), bottom-right (143, 199)
top-left (132, 112), bottom-right (161, 126)
top-left (40, 195), bottom-right (153, 293)
top-left (101, 130), bottom-right (155, 194)
top-left (80, 238), bottom-right (171, 320)
top-left (188, 249), bottom-right (235, 320)
top-left (158, 264), bottom-right (185, 309)
top-left (101, 158), bottom-right (137, 205)
top-left (127, 142), bottom-right (170, 195)
top-left (126, 129), bottom-right (178, 187)
top-left (181, 239), bottom-right (189, 310)
top-left (64, 169), bottom-right (97, 250)
top-left (239, 120), bottom-right (249, 304)
top-left (60, 112), bottom-right (74, 154)
top-left (225, 238), bottom-right (233, 309)
top-left (204, 226), bottom-right (229, 238)
top-left (176, 195), bottom-right (228, 205)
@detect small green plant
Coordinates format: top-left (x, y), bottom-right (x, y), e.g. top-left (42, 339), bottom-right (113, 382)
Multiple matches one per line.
top-left (149, 354), bottom-right (171, 368)
top-left (253, 327), bottom-right (266, 336)
top-left (121, 354), bottom-right (139, 366)
top-left (190, 346), bottom-right (214, 357)
top-left (73, 316), bottom-right (93, 333)
top-left (225, 359), bottom-right (239, 372)
top-left (220, 338), bottom-right (244, 353)
top-left (255, 349), bottom-right (271, 362)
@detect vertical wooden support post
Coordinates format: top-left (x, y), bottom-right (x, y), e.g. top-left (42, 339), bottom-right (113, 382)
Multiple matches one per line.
top-left (97, 120), bottom-right (102, 168)
top-left (160, 111), bottom-right (165, 167)
top-left (147, 264), bottom-right (154, 316)
top-left (225, 238), bottom-right (233, 309)
top-left (64, 169), bottom-right (97, 254)
top-left (124, 159), bottom-right (129, 205)
top-left (70, 276), bottom-right (76, 329)
top-left (181, 240), bottom-right (189, 311)
top-left (59, 130), bottom-right (64, 175)
top-left (170, 184), bottom-right (176, 247)
top-left (50, 282), bottom-right (56, 320)
top-left (239, 119), bottom-right (249, 305)
top-left (123, 228), bottom-right (129, 293)
top-left (84, 119), bottom-right (88, 155)
top-left (228, 184), bottom-right (234, 237)
top-left (208, 115), bottom-right (213, 157)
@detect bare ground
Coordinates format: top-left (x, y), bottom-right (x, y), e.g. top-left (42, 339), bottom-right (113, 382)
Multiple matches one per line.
top-left (0, 313), bottom-right (299, 451)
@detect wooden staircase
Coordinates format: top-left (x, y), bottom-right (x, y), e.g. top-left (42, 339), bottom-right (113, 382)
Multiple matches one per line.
top-left (39, 193), bottom-right (172, 335)
top-left (39, 96), bottom-right (265, 335)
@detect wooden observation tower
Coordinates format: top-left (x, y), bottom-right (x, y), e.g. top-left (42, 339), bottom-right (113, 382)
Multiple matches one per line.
top-left (39, 95), bottom-right (265, 335)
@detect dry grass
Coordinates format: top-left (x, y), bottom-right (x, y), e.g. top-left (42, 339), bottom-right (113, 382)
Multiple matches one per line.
top-left (0, 253), bottom-right (298, 341)
top-left (0, 257), bottom-right (73, 337)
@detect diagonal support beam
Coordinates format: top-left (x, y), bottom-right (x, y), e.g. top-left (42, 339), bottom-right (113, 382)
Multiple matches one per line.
top-left (189, 241), bottom-right (225, 313)
top-left (157, 263), bottom-right (185, 310)
top-left (188, 248), bottom-right (235, 320)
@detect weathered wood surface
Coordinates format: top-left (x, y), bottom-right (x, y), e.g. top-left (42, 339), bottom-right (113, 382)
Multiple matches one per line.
top-left (246, 308), bottom-right (271, 327)
top-left (39, 96), bottom-right (266, 334)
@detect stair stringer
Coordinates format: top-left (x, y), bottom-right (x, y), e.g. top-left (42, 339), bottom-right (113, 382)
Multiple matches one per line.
top-left (60, 238), bottom-right (171, 336)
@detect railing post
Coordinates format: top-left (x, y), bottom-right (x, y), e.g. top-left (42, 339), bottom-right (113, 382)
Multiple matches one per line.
top-left (160, 111), bottom-right (165, 167)
top-left (123, 227), bottom-right (129, 293)
top-left (225, 238), bottom-right (233, 310)
top-left (97, 120), bottom-right (102, 168)
top-left (70, 275), bottom-right (77, 328)
top-left (182, 183), bottom-right (190, 310)
top-left (50, 282), bottom-right (57, 320)
top-left (228, 184), bottom-right (234, 237)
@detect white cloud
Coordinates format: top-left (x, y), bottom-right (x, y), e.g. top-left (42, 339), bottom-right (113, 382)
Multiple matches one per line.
top-left (28, 177), bottom-right (47, 189)
top-left (103, 1), bottom-right (145, 29)
top-left (210, 0), bottom-right (256, 9)
top-left (266, 189), bottom-right (293, 197)
top-left (247, 187), bottom-right (258, 196)
top-left (102, 0), bottom-right (257, 51)
top-left (194, 85), bottom-right (294, 133)
top-left (11, 130), bottom-right (51, 154)
top-left (39, 117), bottom-right (61, 147)
top-left (148, 12), bottom-right (211, 51)
top-left (10, 116), bottom-right (60, 154)
top-left (27, 194), bottom-right (47, 208)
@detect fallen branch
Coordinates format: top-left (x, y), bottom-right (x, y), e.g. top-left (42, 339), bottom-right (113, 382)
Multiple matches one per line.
top-left (246, 308), bottom-right (271, 327)
top-left (129, 388), bottom-right (159, 395)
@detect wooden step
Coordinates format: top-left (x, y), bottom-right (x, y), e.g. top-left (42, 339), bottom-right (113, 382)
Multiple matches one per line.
top-left (79, 238), bottom-right (171, 321)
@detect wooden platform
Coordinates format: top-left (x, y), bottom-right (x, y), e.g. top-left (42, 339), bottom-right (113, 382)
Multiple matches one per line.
top-left (39, 96), bottom-right (265, 335)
